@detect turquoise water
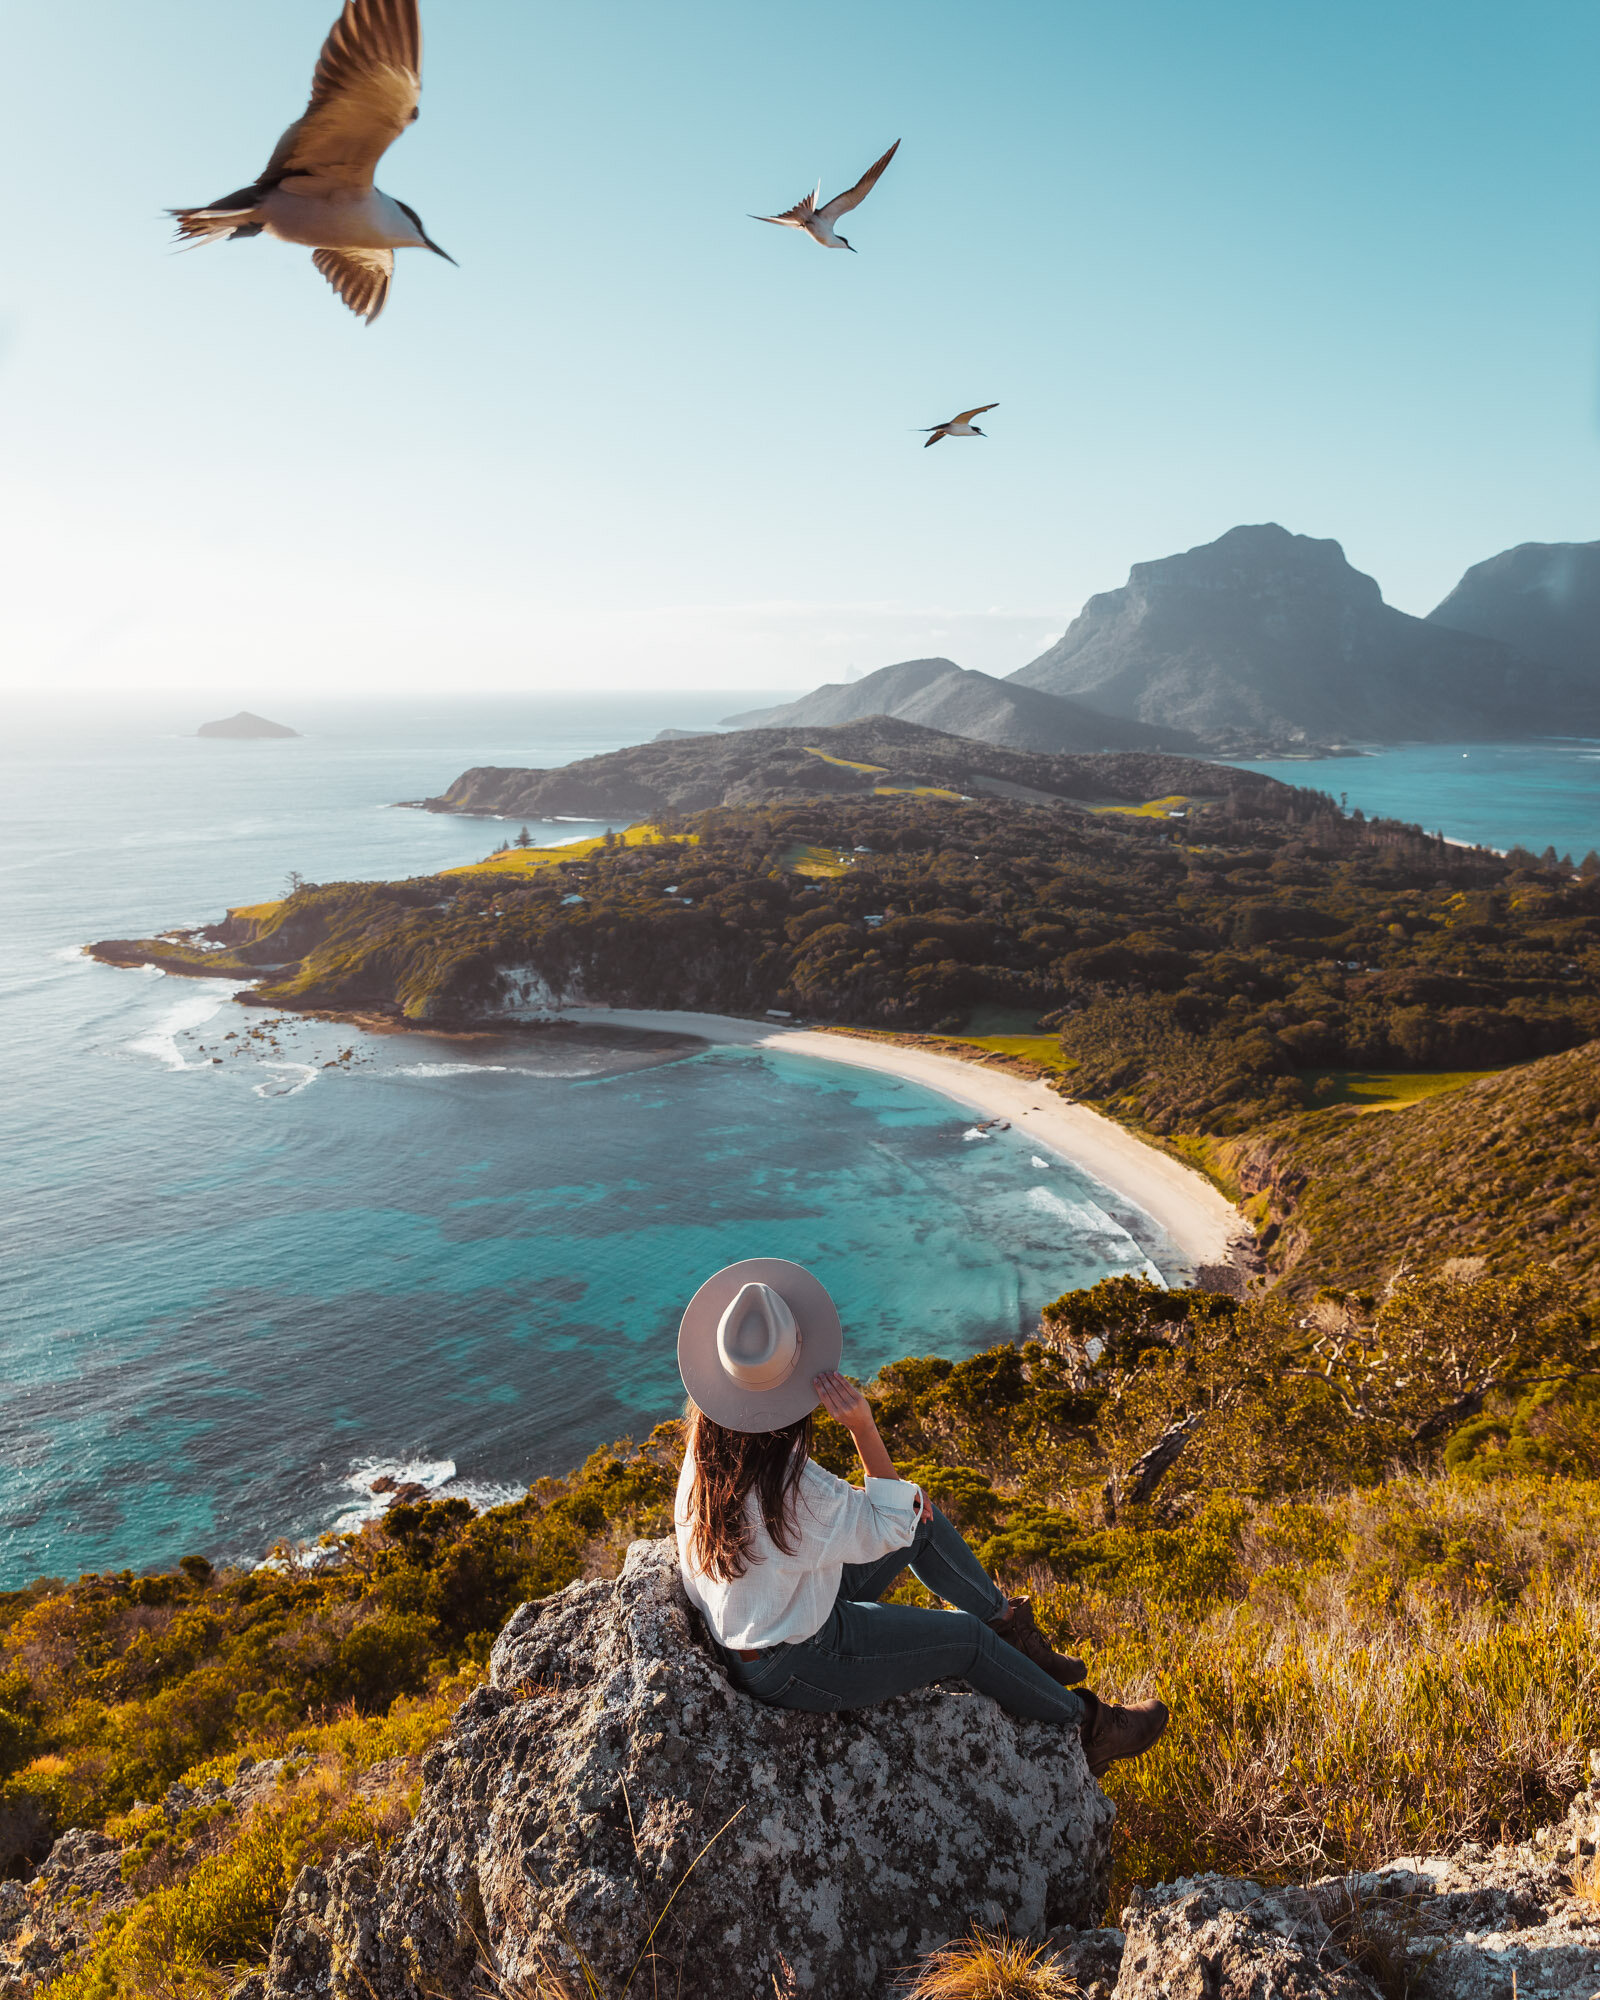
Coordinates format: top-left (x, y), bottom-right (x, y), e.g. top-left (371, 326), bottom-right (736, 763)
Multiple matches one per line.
top-left (1229, 739), bottom-right (1600, 859)
top-left (0, 699), bottom-right (1176, 1587)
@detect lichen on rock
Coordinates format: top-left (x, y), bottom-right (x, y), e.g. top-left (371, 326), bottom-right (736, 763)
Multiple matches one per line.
top-left (262, 1536), bottom-right (1113, 1999)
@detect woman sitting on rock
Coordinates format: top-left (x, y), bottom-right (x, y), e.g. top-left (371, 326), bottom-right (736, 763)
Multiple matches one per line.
top-left (673, 1258), bottom-right (1167, 1777)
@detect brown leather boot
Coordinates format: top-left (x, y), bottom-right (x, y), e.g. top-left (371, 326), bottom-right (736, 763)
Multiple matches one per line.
top-left (1076, 1688), bottom-right (1169, 1777)
top-left (989, 1597), bottom-right (1086, 1686)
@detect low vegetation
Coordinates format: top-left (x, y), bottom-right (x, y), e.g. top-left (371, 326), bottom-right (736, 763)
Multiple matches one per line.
top-left (1238, 1035), bottom-right (1600, 1293)
top-left (5, 1264), bottom-right (1597, 1995)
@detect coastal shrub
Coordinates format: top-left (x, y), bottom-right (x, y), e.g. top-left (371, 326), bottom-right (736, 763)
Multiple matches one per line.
top-left (11, 1267), bottom-right (1600, 1981)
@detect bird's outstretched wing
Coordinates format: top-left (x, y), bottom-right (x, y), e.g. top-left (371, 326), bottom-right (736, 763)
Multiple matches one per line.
top-left (952, 403), bottom-right (999, 424)
top-left (923, 430), bottom-right (947, 447)
top-left (313, 245), bottom-right (394, 321)
top-left (753, 184), bottom-right (820, 228)
top-left (265, 0), bottom-right (422, 190)
top-left (817, 140), bottom-right (900, 222)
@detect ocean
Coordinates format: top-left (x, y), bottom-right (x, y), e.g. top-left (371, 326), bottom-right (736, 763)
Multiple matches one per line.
top-left (1, 697), bottom-right (1175, 1588)
top-left (6, 702), bottom-right (1594, 1590)
top-left (1231, 737), bottom-right (1600, 860)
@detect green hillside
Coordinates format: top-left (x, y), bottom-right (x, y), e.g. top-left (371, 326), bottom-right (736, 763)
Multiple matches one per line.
top-left (1242, 1037), bottom-right (1600, 1294)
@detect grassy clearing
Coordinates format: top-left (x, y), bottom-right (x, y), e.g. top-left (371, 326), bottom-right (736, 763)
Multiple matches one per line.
top-left (224, 901), bottom-right (284, 927)
top-left (443, 824), bottom-right (687, 879)
top-left (802, 746), bottom-right (888, 773)
top-left (1090, 794), bottom-right (1206, 820)
top-left (958, 1034), bottom-right (1078, 1073)
top-left (780, 842), bottom-right (854, 877)
top-left (1302, 1067), bottom-right (1505, 1112)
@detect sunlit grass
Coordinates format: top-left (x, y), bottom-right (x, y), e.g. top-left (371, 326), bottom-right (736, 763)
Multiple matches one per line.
top-left (225, 900), bottom-right (284, 925)
top-left (1090, 793), bottom-right (1208, 819)
top-left (901, 1928), bottom-right (1082, 1997)
top-left (872, 783), bottom-right (966, 801)
top-left (803, 745), bottom-right (887, 773)
top-left (444, 824), bottom-right (689, 878)
top-left (958, 1034), bottom-right (1077, 1073)
top-left (781, 842), bottom-right (854, 877)
top-left (1305, 1068), bottom-right (1503, 1112)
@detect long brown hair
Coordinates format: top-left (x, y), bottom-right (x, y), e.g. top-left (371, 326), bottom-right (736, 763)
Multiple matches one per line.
top-left (685, 1402), bottom-right (812, 1583)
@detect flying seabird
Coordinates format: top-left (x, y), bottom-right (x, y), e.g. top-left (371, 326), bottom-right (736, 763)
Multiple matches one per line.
top-left (753, 140), bottom-right (901, 251)
top-left (922, 403), bottom-right (999, 447)
top-left (169, 0), bottom-right (454, 323)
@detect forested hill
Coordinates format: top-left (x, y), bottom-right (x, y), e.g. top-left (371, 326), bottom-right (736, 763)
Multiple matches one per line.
top-left (96, 767), bottom-right (1600, 1163)
top-left (410, 717), bottom-right (1294, 820)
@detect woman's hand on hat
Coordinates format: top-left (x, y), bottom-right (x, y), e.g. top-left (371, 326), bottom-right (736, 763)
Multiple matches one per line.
top-left (813, 1369), bottom-right (872, 1436)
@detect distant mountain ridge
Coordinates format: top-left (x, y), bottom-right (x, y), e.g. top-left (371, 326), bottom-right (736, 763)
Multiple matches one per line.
top-left (722, 657), bottom-right (1200, 754)
top-left (1427, 539), bottom-right (1600, 682)
top-left (1009, 523), bottom-right (1593, 742)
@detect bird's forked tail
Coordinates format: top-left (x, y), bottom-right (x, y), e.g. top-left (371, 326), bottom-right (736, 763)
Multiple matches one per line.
top-left (169, 199), bottom-right (264, 247)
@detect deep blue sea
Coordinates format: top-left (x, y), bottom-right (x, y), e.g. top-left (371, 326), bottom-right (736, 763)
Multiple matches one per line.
top-left (1231, 738), bottom-right (1600, 859)
top-left (1, 697), bottom-right (1181, 1588)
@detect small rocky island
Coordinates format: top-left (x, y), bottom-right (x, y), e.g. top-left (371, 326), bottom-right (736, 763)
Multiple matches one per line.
top-left (197, 711), bottom-right (300, 740)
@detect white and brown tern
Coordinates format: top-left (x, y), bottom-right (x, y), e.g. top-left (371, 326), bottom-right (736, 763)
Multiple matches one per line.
top-left (169, 0), bottom-right (454, 324)
top-left (752, 140), bottom-right (901, 251)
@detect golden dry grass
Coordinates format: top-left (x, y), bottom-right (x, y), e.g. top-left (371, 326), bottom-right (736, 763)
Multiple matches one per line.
top-left (899, 1929), bottom-right (1083, 1998)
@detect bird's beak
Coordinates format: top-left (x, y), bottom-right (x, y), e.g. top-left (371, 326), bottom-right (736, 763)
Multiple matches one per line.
top-left (424, 235), bottom-right (458, 265)
top-left (845, 242), bottom-right (857, 252)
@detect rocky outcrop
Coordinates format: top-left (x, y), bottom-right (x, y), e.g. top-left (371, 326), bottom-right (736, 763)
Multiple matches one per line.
top-left (1041, 1765), bottom-right (1600, 1998)
top-left (261, 1536), bottom-right (1114, 1999)
top-left (1115, 1877), bottom-right (1382, 1997)
top-left (197, 711), bottom-right (300, 739)
top-left (0, 1760), bottom-right (343, 1996)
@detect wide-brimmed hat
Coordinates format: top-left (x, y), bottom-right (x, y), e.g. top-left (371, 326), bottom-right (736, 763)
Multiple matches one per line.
top-left (677, 1258), bottom-right (843, 1433)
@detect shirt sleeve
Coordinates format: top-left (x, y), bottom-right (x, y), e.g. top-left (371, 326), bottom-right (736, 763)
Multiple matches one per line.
top-left (799, 1463), bottom-right (921, 1564)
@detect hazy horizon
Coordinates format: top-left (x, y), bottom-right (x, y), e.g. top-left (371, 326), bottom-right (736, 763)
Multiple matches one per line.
top-left (4, 0), bottom-right (1599, 699)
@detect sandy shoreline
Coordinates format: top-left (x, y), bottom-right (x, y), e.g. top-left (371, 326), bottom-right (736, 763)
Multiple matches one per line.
top-left (563, 1006), bottom-right (1248, 1275)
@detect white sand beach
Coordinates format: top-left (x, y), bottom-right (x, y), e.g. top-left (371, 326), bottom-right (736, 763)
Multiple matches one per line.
top-left (568, 1007), bottom-right (1247, 1274)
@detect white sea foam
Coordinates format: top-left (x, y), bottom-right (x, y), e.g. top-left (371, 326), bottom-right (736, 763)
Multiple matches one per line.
top-left (53, 944), bottom-right (88, 962)
top-left (334, 1457), bottom-right (458, 1532)
top-left (1024, 1184), bottom-right (1165, 1282)
top-left (332, 1457), bottom-right (525, 1534)
top-left (962, 1126), bottom-right (987, 1142)
top-left (1030, 1155), bottom-right (1051, 1169)
top-left (252, 1062), bottom-right (319, 1099)
top-left (126, 989), bottom-right (230, 1070)
top-left (397, 1062), bottom-right (516, 1077)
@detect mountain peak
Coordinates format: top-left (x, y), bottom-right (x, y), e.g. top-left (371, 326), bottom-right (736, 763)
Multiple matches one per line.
top-left (1428, 539), bottom-right (1600, 677)
top-left (1010, 523), bottom-right (1580, 741)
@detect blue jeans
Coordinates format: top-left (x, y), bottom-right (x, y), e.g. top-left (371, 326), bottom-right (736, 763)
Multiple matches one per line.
top-left (725, 1505), bottom-right (1086, 1727)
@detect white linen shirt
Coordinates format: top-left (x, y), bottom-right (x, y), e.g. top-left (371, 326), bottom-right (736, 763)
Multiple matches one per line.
top-left (675, 1451), bottom-right (923, 1650)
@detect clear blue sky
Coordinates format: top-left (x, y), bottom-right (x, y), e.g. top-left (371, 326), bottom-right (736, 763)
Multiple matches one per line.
top-left (3, 0), bottom-right (1599, 697)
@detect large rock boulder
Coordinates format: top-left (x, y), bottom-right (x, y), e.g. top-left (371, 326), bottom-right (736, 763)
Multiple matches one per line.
top-left (263, 1537), bottom-right (1113, 1999)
